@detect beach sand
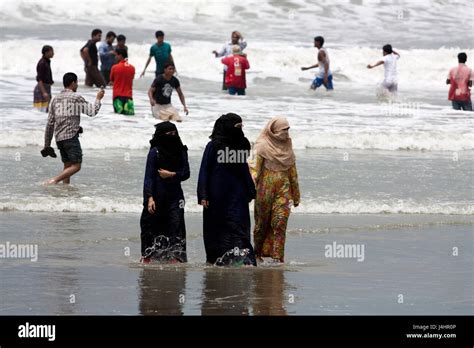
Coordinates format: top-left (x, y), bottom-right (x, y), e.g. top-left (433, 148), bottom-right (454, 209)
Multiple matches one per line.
top-left (1, 212), bottom-right (471, 315)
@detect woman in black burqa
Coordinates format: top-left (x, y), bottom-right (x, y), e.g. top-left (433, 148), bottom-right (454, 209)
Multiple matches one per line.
top-left (140, 121), bottom-right (190, 263)
top-left (197, 113), bottom-right (257, 266)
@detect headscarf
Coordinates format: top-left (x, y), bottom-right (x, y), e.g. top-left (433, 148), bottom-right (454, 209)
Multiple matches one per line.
top-left (210, 113), bottom-right (250, 153)
top-left (149, 121), bottom-right (185, 171)
top-left (254, 117), bottom-right (296, 171)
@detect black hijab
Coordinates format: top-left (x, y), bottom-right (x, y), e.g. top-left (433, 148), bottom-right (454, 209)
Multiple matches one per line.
top-left (210, 113), bottom-right (250, 153)
top-left (149, 121), bottom-right (185, 171)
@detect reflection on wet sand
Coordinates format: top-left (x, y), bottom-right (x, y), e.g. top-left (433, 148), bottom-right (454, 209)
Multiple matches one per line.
top-left (252, 268), bottom-right (287, 315)
top-left (201, 267), bottom-right (288, 316)
top-left (138, 266), bottom-right (186, 315)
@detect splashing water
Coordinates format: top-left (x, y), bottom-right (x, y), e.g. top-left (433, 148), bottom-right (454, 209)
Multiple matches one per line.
top-left (143, 235), bottom-right (187, 263)
top-left (215, 247), bottom-right (253, 267)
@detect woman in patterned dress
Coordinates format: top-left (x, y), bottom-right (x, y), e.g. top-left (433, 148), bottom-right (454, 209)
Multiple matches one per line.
top-left (252, 117), bottom-right (300, 263)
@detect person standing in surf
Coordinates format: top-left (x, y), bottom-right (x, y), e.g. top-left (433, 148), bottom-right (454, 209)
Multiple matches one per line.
top-left (109, 48), bottom-right (135, 115)
top-left (148, 62), bottom-right (188, 121)
top-left (446, 52), bottom-right (473, 111)
top-left (251, 117), bottom-right (300, 264)
top-left (80, 29), bottom-right (106, 87)
top-left (367, 44), bottom-right (400, 97)
top-left (140, 30), bottom-right (175, 78)
top-left (98, 31), bottom-right (117, 85)
top-left (197, 113), bottom-right (257, 266)
top-left (221, 45), bottom-right (250, 95)
top-left (213, 31), bottom-right (247, 90)
top-left (34, 45), bottom-right (54, 112)
top-left (301, 36), bottom-right (333, 91)
top-left (42, 72), bottom-right (104, 185)
top-left (140, 122), bottom-right (190, 264)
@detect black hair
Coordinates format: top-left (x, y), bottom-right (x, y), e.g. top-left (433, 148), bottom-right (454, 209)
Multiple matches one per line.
top-left (314, 36), bottom-right (324, 46)
top-left (42, 45), bottom-right (53, 55)
top-left (164, 62), bottom-right (175, 69)
top-left (91, 29), bottom-right (102, 37)
top-left (155, 30), bottom-right (165, 38)
top-left (383, 44), bottom-right (393, 54)
top-left (115, 48), bottom-right (128, 59)
top-left (458, 52), bottom-right (467, 63)
top-left (117, 34), bottom-right (126, 42)
top-left (106, 31), bottom-right (116, 39)
top-left (63, 72), bottom-right (78, 88)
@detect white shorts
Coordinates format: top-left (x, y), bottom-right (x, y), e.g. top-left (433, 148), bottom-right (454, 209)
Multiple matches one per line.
top-left (152, 104), bottom-right (182, 122)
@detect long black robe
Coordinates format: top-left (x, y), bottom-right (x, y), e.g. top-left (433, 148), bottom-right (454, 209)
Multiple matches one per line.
top-left (197, 141), bottom-right (256, 266)
top-left (140, 146), bottom-right (190, 262)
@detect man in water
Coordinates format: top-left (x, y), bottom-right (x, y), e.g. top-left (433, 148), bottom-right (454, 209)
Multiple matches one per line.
top-left (115, 34), bottom-right (128, 54)
top-left (42, 72), bottom-right (104, 184)
top-left (80, 29), bottom-right (106, 87)
top-left (221, 45), bottom-right (250, 95)
top-left (301, 36), bottom-right (333, 91)
top-left (34, 45), bottom-right (54, 112)
top-left (446, 52), bottom-right (473, 111)
top-left (99, 31), bottom-right (117, 84)
top-left (140, 30), bottom-right (175, 78)
top-left (213, 31), bottom-right (247, 90)
top-left (148, 62), bottom-right (188, 122)
top-left (110, 48), bottom-right (135, 115)
top-left (367, 44), bottom-right (400, 96)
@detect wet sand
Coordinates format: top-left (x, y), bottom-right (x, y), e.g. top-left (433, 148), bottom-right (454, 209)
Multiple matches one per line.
top-left (0, 212), bottom-right (472, 315)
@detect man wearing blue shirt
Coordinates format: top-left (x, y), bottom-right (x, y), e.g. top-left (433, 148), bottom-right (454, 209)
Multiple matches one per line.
top-left (140, 31), bottom-right (175, 78)
top-left (99, 31), bottom-right (117, 84)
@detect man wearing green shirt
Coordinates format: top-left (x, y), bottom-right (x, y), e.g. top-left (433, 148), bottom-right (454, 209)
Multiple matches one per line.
top-left (140, 30), bottom-right (175, 78)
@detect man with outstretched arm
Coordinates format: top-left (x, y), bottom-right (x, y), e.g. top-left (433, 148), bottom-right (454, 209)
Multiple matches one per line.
top-left (42, 72), bottom-right (104, 184)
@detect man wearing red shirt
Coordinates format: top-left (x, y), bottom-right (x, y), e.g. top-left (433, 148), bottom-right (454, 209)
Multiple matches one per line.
top-left (221, 45), bottom-right (250, 96)
top-left (447, 52), bottom-right (473, 111)
top-left (110, 48), bottom-right (135, 115)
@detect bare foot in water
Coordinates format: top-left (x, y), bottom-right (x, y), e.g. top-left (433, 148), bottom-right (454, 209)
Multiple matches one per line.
top-left (43, 179), bottom-right (57, 185)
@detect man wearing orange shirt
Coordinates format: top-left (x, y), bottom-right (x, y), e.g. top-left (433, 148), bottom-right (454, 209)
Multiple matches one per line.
top-left (109, 48), bottom-right (135, 115)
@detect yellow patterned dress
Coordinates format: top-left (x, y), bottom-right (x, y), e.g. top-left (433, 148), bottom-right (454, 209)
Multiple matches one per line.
top-left (251, 155), bottom-right (300, 262)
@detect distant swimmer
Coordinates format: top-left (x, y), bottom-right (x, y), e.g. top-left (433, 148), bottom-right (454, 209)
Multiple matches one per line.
top-left (109, 48), bottom-right (135, 115)
top-left (221, 45), bottom-right (250, 96)
top-left (301, 36), bottom-right (333, 91)
top-left (42, 73), bottom-right (104, 185)
top-left (98, 31), bottom-right (117, 85)
top-left (213, 31), bottom-right (247, 90)
top-left (140, 30), bottom-right (175, 78)
top-left (148, 62), bottom-right (188, 122)
top-left (34, 45), bottom-right (54, 112)
top-left (80, 29), bottom-right (106, 88)
top-left (446, 52), bottom-right (473, 111)
top-left (367, 44), bottom-right (400, 98)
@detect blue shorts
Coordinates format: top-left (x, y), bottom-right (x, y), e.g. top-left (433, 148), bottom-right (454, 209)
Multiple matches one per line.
top-left (56, 135), bottom-right (83, 164)
top-left (228, 87), bottom-right (246, 95)
top-left (311, 75), bottom-right (333, 90)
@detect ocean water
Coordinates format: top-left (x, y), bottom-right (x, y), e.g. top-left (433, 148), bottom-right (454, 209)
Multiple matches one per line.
top-left (0, 0), bottom-right (473, 315)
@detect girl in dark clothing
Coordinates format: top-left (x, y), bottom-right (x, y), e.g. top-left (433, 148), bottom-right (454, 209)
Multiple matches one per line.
top-left (140, 121), bottom-right (190, 263)
top-left (197, 113), bottom-right (257, 266)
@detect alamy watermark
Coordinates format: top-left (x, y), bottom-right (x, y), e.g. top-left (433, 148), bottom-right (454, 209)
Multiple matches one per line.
top-left (217, 148), bottom-right (253, 164)
top-left (325, 241), bottom-right (365, 262)
top-left (0, 242), bottom-right (38, 262)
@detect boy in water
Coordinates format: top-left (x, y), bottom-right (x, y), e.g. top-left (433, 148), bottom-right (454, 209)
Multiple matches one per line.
top-left (367, 44), bottom-right (400, 97)
top-left (301, 36), bottom-right (333, 91)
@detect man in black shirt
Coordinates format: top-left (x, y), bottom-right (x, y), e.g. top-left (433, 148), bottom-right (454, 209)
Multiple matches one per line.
top-left (34, 45), bottom-right (54, 112)
top-left (80, 29), bottom-right (106, 87)
top-left (148, 62), bottom-right (188, 122)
